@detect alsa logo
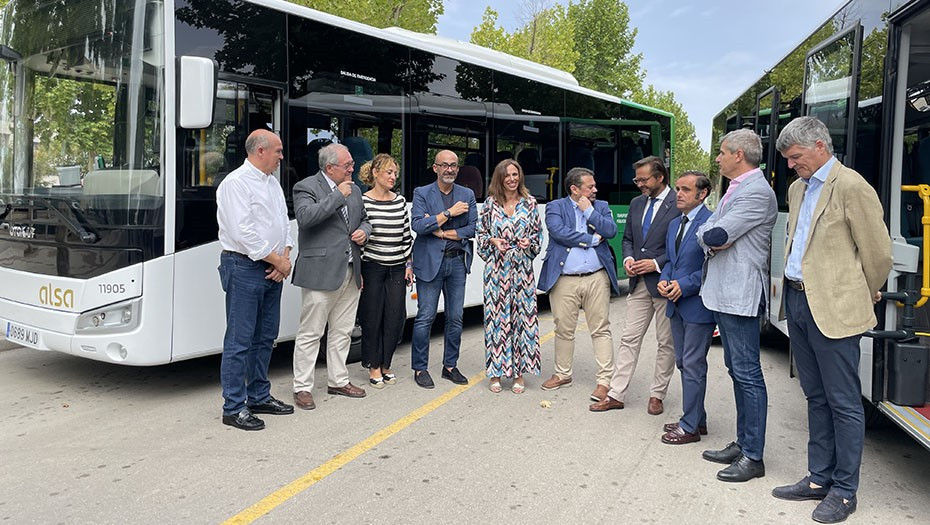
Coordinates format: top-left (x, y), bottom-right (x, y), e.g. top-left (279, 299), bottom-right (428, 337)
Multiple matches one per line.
top-left (39, 284), bottom-right (75, 308)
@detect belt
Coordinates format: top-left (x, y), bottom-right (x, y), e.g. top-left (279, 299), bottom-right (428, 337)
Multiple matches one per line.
top-left (786, 279), bottom-right (805, 291)
top-left (222, 250), bottom-right (249, 259)
top-left (443, 249), bottom-right (464, 258)
top-left (565, 269), bottom-right (603, 277)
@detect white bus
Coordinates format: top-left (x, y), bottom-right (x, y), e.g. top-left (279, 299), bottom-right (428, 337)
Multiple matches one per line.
top-left (0, 0), bottom-right (672, 365)
top-left (710, 0), bottom-right (930, 450)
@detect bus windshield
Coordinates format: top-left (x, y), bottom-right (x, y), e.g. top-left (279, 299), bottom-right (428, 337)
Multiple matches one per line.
top-left (0, 0), bottom-right (164, 219)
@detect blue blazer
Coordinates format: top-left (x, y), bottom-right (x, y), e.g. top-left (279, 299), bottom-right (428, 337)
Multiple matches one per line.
top-left (538, 197), bottom-right (620, 295)
top-left (659, 205), bottom-right (714, 324)
top-left (410, 182), bottom-right (478, 282)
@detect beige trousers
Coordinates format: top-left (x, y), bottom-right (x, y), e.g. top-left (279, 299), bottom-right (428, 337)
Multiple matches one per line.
top-left (608, 280), bottom-right (675, 402)
top-left (549, 270), bottom-right (615, 385)
top-left (293, 267), bottom-right (360, 391)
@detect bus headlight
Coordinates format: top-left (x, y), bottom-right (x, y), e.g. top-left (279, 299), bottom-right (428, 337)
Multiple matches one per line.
top-left (76, 299), bottom-right (140, 333)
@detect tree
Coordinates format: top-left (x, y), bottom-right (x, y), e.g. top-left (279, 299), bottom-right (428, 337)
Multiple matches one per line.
top-left (635, 85), bottom-right (707, 174)
top-left (568, 0), bottom-right (643, 99)
top-left (470, 5), bottom-right (577, 74)
top-left (291, 0), bottom-right (444, 33)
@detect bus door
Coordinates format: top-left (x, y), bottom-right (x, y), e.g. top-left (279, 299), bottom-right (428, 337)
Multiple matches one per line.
top-left (173, 81), bottom-right (281, 362)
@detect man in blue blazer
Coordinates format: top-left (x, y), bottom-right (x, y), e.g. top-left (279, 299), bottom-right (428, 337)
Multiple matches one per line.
top-left (656, 172), bottom-right (715, 445)
top-left (410, 150), bottom-right (478, 389)
top-left (538, 167), bottom-right (619, 401)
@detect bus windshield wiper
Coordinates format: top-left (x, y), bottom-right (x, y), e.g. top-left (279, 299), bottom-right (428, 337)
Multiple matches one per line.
top-left (23, 195), bottom-right (99, 244)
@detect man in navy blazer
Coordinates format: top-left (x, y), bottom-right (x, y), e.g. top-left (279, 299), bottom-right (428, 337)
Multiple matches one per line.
top-left (656, 172), bottom-right (715, 445)
top-left (538, 167), bottom-right (619, 401)
top-left (409, 150), bottom-right (477, 389)
top-left (591, 156), bottom-right (677, 414)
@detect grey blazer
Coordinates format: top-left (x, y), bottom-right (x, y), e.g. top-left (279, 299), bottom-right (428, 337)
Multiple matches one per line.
top-left (622, 190), bottom-right (678, 297)
top-left (696, 170), bottom-right (777, 317)
top-left (291, 172), bottom-right (371, 291)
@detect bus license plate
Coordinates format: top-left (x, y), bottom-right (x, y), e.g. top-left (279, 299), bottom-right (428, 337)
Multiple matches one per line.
top-left (5, 321), bottom-right (41, 348)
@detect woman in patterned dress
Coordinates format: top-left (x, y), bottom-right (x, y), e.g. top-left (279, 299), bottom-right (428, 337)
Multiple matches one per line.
top-left (477, 159), bottom-right (542, 393)
top-left (358, 154), bottom-right (413, 388)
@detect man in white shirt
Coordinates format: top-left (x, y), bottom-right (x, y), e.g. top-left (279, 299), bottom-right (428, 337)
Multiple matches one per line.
top-left (216, 129), bottom-right (294, 431)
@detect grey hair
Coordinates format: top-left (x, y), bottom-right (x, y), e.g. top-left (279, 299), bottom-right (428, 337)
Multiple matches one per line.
top-left (775, 116), bottom-right (834, 155)
top-left (245, 131), bottom-right (272, 155)
top-left (720, 128), bottom-right (763, 167)
top-left (565, 167), bottom-right (594, 194)
top-left (319, 143), bottom-right (348, 169)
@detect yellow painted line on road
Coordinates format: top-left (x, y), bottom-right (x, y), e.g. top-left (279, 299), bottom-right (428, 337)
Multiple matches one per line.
top-left (223, 329), bottom-right (556, 525)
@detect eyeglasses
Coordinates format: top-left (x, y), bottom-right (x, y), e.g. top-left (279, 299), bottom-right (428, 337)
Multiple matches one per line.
top-left (632, 176), bottom-right (654, 185)
top-left (434, 162), bottom-right (459, 171)
top-left (330, 161), bottom-right (355, 171)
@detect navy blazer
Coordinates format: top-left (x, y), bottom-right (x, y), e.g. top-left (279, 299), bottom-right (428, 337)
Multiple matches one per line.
top-left (622, 190), bottom-right (678, 297)
top-left (538, 197), bottom-right (619, 295)
top-left (410, 182), bottom-right (477, 282)
top-left (659, 205), bottom-right (714, 324)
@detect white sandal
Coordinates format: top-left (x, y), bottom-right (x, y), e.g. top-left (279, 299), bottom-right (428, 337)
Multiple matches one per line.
top-left (489, 379), bottom-right (502, 393)
top-left (512, 380), bottom-right (526, 394)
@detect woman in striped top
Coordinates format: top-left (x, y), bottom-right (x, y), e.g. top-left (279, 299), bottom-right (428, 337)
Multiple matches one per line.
top-left (358, 153), bottom-right (413, 389)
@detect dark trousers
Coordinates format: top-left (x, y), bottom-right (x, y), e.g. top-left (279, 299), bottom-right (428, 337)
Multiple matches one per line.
top-left (714, 310), bottom-right (768, 461)
top-left (359, 261), bottom-right (407, 370)
top-left (218, 252), bottom-right (282, 416)
top-left (670, 312), bottom-right (715, 434)
top-left (785, 286), bottom-right (864, 499)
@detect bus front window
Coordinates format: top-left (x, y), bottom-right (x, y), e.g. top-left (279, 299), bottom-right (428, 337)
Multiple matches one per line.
top-left (0, 0), bottom-right (164, 218)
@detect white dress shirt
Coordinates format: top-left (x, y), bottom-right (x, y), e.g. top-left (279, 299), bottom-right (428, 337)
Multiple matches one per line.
top-left (217, 159), bottom-right (293, 261)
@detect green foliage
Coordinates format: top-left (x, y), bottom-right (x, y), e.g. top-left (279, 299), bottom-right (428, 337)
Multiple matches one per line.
top-left (635, 86), bottom-right (708, 175)
top-left (470, 6), bottom-right (577, 73)
top-left (291, 0), bottom-right (444, 33)
top-left (568, 0), bottom-right (643, 99)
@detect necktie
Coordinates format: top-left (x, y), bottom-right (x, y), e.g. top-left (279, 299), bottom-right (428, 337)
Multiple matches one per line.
top-left (675, 216), bottom-right (690, 252)
top-left (642, 198), bottom-right (656, 238)
top-left (340, 205), bottom-right (349, 226)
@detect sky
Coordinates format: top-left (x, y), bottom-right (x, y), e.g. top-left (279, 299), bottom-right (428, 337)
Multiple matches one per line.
top-left (436, 0), bottom-right (846, 152)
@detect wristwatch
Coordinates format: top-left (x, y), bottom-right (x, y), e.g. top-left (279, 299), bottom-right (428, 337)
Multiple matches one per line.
top-left (443, 209), bottom-right (452, 218)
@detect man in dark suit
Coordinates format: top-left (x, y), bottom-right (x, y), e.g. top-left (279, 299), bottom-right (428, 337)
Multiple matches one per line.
top-left (655, 172), bottom-right (715, 445)
top-left (590, 156), bottom-right (677, 413)
top-left (409, 150), bottom-right (478, 389)
top-left (291, 143), bottom-right (372, 410)
top-left (538, 167), bottom-right (619, 401)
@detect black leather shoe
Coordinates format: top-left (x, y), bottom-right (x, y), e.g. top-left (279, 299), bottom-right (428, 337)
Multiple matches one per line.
top-left (248, 396), bottom-right (294, 415)
top-left (414, 370), bottom-right (435, 389)
top-left (222, 410), bottom-right (265, 431)
top-left (441, 367), bottom-right (468, 385)
top-left (772, 476), bottom-right (830, 501)
top-left (812, 493), bottom-right (857, 523)
top-left (716, 454), bottom-right (765, 482)
top-left (702, 441), bottom-right (742, 464)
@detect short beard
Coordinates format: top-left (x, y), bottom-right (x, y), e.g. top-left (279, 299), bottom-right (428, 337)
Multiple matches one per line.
top-left (441, 174), bottom-right (457, 184)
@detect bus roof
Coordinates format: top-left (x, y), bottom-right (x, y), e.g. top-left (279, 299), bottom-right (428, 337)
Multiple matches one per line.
top-left (245, 0), bottom-right (671, 120)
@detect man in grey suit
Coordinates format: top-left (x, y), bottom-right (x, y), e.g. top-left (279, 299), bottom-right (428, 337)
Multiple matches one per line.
top-left (291, 143), bottom-right (372, 410)
top-left (590, 156), bottom-right (677, 413)
top-left (697, 128), bottom-right (777, 483)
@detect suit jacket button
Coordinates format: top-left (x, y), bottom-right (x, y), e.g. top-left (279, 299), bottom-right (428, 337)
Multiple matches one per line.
top-left (566, 248), bottom-right (570, 252)
top-left (559, 262), bottom-right (564, 266)
top-left (641, 248), bottom-right (646, 252)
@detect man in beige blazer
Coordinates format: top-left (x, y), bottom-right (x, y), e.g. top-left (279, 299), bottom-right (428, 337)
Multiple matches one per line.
top-left (772, 116), bottom-right (892, 524)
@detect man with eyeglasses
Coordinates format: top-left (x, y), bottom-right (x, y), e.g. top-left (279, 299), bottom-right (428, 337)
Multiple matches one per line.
top-left (291, 142), bottom-right (372, 410)
top-left (409, 150), bottom-right (478, 388)
top-left (590, 156), bottom-right (677, 414)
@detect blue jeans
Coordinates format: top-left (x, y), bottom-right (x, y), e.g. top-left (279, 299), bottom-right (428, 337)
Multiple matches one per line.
top-left (411, 255), bottom-right (466, 371)
top-left (786, 286), bottom-right (863, 498)
top-left (218, 252), bottom-right (282, 416)
top-left (714, 311), bottom-right (768, 461)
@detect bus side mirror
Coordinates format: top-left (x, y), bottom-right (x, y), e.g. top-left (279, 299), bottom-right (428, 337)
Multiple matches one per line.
top-left (177, 56), bottom-right (217, 129)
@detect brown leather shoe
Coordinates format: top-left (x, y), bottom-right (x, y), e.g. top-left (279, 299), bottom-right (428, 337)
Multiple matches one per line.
top-left (663, 422), bottom-right (708, 435)
top-left (647, 396), bottom-right (664, 415)
top-left (590, 384), bottom-right (609, 402)
top-left (327, 382), bottom-right (367, 398)
top-left (589, 396), bottom-right (624, 412)
top-left (294, 391), bottom-right (315, 410)
top-left (661, 425), bottom-right (701, 445)
top-left (540, 374), bottom-right (572, 391)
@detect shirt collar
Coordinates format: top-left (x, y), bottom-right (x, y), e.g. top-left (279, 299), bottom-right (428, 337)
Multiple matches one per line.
top-left (804, 156), bottom-right (835, 187)
top-left (731, 167), bottom-right (761, 184)
top-left (244, 159), bottom-right (267, 178)
top-left (684, 203), bottom-right (705, 221)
